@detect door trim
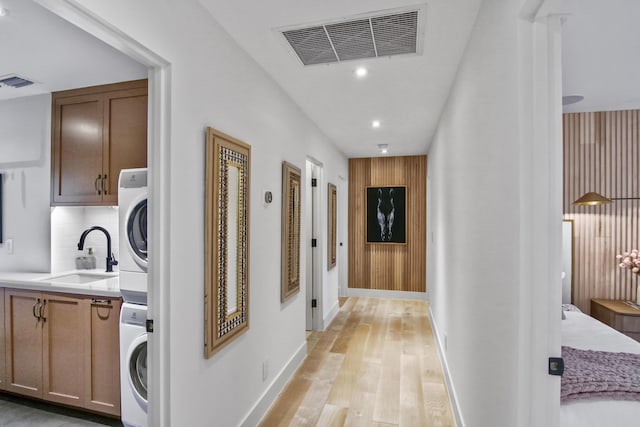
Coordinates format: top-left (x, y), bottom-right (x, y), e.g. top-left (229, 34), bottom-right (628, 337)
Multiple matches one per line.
top-left (34, 2), bottom-right (172, 426)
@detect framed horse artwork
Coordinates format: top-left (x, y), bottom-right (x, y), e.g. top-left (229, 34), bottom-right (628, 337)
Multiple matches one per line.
top-left (366, 186), bottom-right (406, 244)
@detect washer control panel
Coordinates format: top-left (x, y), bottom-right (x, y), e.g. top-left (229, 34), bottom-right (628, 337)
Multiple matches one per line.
top-left (122, 304), bottom-right (147, 326)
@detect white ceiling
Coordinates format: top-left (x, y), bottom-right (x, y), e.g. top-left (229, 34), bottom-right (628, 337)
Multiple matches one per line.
top-left (0, 0), bottom-right (146, 101)
top-left (198, 0), bottom-right (483, 158)
top-left (562, 0), bottom-right (640, 113)
top-left (2, 0), bottom-right (638, 156)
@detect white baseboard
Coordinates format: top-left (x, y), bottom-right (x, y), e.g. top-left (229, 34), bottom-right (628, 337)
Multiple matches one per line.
top-left (240, 341), bottom-right (307, 427)
top-left (322, 300), bottom-right (340, 330)
top-left (345, 287), bottom-right (428, 301)
top-left (429, 307), bottom-right (465, 427)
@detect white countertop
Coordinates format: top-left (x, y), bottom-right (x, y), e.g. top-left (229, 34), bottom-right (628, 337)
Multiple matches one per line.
top-left (0, 269), bottom-right (121, 297)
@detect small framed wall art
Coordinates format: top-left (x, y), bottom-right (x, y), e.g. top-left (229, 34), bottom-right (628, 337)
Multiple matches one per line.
top-left (328, 183), bottom-right (337, 269)
top-left (366, 186), bottom-right (406, 244)
top-left (204, 127), bottom-right (251, 358)
top-left (281, 161), bottom-right (302, 302)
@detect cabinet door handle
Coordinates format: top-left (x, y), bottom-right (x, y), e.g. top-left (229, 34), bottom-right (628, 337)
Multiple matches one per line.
top-left (95, 174), bottom-right (102, 195)
top-left (102, 174), bottom-right (108, 195)
top-left (39, 300), bottom-right (47, 323)
top-left (32, 299), bottom-right (41, 321)
top-left (91, 298), bottom-right (112, 306)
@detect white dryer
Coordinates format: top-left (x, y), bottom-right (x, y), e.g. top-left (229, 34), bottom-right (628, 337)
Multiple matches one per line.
top-left (119, 168), bottom-right (148, 304)
top-left (120, 302), bottom-right (148, 427)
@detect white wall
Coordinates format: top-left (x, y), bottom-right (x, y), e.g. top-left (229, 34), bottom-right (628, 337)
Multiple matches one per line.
top-left (427, 0), bottom-right (562, 426)
top-left (66, 1), bottom-right (348, 425)
top-left (0, 96), bottom-right (121, 275)
top-left (0, 94), bottom-right (51, 272)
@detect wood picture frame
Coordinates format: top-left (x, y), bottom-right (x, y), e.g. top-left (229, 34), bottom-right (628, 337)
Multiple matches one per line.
top-left (204, 127), bottom-right (251, 358)
top-left (281, 161), bottom-right (302, 302)
top-left (328, 183), bottom-right (337, 269)
top-left (366, 186), bottom-right (407, 244)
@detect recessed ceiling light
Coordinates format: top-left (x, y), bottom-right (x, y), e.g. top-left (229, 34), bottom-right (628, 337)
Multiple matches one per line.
top-left (377, 144), bottom-right (388, 154)
top-left (0, 8), bottom-right (9, 17)
top-left (355, 67), bottom-right (367, 78)
top-left (372, 120), bottom-right (381, 128)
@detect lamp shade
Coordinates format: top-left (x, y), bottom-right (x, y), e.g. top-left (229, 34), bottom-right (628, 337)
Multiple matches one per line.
top-left (572, 192), bottom-right (612, 206)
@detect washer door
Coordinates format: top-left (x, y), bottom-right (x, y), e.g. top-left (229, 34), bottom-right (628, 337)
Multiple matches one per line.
top-left (127, 334), bottom-right (148, 409)
top-left (126, 194), bottom-right (148, 272)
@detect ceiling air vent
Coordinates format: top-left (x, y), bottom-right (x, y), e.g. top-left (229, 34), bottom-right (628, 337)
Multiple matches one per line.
top-left (0, 75), bottom-right (35, 88)
top-left (281, 9), bottom-right (421, 66)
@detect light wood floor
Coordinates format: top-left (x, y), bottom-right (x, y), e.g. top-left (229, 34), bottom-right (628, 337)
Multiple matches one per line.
top-left (260, 297), bottom-right (455, 427)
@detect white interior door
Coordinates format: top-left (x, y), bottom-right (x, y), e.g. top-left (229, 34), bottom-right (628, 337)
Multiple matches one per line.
top-left (305, 159), bottom-right (323, 330)
top-left (305, 161), bottom-right (314, 330)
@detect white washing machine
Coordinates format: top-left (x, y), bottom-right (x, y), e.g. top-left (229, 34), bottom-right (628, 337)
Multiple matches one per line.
top-left (120, 302), bottom-right (148, 427)
top-left (119, 168), bottom-right (148, 304)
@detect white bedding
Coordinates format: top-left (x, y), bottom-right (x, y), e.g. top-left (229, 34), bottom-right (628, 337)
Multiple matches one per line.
top-left (560, 311), bottom-right (640, 427)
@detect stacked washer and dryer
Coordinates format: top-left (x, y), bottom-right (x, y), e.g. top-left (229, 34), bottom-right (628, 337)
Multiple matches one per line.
top-left (118, 168), bottom-right (149, 427)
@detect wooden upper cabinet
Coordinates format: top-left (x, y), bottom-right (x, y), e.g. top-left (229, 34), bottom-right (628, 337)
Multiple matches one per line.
top-left (103, 88), bottom-right (148, 205)
top-left (52, 94), bottom-right (104, 205)
top-left (51, 79), bottom-right (148, 206)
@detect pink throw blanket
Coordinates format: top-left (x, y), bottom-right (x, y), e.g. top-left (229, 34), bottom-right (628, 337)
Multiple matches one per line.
top-left (561, 346), bottom-right (640, 402)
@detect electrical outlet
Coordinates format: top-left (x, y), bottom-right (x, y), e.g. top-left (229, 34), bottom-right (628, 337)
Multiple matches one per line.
top-left (262, 360), bottom-right (269, 381)
top-left (5, 238), bottom-right (13, 254)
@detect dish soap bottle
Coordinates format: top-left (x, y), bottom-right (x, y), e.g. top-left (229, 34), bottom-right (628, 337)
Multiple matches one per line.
top-left (86, 247), bottom-right (96, 269)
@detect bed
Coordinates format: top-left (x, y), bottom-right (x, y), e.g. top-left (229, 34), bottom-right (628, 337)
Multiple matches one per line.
top-left (560, 221), bottom-right (640, 426)
top-left (560, 308), bottom-right (640, 427)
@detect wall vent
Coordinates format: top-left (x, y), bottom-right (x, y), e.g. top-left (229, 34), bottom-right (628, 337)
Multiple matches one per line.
top-left (281, 8), bottom-right (422, 66)
top-left (0, 75), bottom-right (35, 88)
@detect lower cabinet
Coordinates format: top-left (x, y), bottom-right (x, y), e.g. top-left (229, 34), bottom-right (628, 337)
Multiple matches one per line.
top-left (85, 297), bottom-right (122, 416)
top-left (3, 289), bottom-right (121, 416)
top-left (0, 288), bottom-right (5, 391)
top-left (43, 293), bottom-right (87, 407)
top-left (4, 289), bottom-right (44, 399)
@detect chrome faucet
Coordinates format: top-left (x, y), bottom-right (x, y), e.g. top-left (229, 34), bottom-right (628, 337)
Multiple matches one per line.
top-left (77, 226), bottom-right (118, 272)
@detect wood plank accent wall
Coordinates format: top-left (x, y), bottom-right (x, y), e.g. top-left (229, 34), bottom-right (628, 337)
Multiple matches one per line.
top-left (563, 110), bottom-right (640, 313)
top-left (348, 156), bottom-right (426, 292)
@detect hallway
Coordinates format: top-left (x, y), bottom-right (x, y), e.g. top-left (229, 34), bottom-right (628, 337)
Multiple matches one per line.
top-left (260, 297), bottom-right (454, 427)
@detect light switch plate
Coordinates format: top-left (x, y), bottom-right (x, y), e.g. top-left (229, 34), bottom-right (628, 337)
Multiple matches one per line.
top-left (262, 190), bottom-right (273, 206)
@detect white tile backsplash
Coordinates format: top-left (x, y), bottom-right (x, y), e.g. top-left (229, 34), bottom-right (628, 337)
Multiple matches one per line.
top-left (51, 206), bottom-right (119, 273)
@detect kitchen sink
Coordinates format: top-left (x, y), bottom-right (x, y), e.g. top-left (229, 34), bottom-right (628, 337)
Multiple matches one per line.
top-left (42, 272), bottom-right (116, 284)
